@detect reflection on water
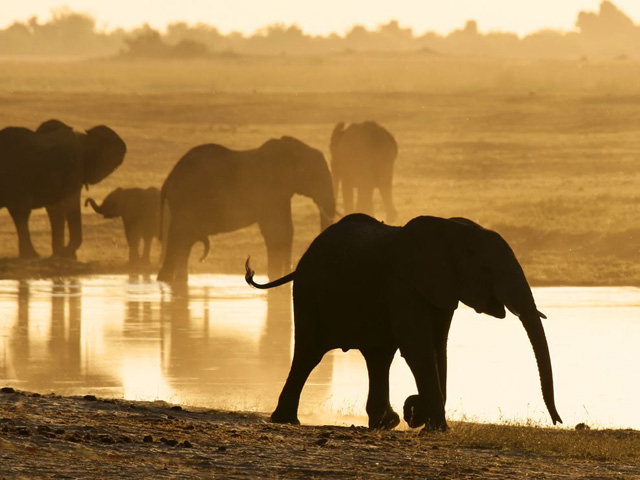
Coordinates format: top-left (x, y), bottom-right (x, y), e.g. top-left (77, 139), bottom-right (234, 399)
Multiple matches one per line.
top-left (0, 277), bottom-right (639, 429)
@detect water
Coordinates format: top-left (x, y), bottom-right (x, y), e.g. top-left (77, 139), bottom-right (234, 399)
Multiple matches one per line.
top-left (0, 275), bottom-right (638, 429)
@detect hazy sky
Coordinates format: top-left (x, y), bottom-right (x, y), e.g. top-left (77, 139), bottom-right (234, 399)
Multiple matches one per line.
top-left (1, 1), bottom-right (639, 35)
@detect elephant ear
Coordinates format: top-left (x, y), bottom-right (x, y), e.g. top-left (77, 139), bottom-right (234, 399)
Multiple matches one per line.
top-left (453, 224), bottom-right (507, 319)
top-left (393, 216), bottom-right (460, 312)
top-left (394, 216), bottom-right (507, 317)
top-left (83, 126), bottom-right (126, 185)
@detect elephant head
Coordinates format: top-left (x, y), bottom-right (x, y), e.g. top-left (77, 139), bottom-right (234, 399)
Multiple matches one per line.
top-left (395, 216), bottom-right (562, 426)
top-left (85, 188), bottom-right (124, 218)
top-left (36, 119), bottom-right (126, 187)
top-left (82, 126), bottom-right (127, 185)
top-left (266, 136), bottom-right (335, 230)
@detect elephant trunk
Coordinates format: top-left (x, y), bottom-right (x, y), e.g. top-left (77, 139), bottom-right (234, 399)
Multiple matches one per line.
top-left (519, 312), bottom-right (563, 425)
top-left (85, 197), bottom-right (104, 215)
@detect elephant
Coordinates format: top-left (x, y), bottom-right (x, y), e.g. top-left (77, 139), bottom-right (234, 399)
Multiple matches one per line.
top-left (85, 187), bottom-right (161, 265)
top-left (0, 119), bottom-right (126, 259)
top-left (157, 136), bottom-right (335, 284)
top-left (245, 213), bottom-right (562, 431)
top-left (330, 121), bottom-right (398, 223)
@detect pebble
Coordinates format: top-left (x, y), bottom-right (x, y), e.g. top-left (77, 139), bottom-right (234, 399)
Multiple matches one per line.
top-left (143, 435), bottom-right (153, 443)
top-left (1, 387), bottom-right (16, 394)
top-left (83, 395), bottom-right (98, 402)
top-left (98, 435), bottom-right (115, 444)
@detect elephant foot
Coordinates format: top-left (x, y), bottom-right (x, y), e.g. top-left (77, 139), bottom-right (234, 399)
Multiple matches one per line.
top-left (420, 421), bottom-right (449, 433)
top-left (368, 407), bottom-right (400, 430)
top-left (404, 395), bottom-right (448, 431)
top-left (403, 395), bottom-right (426, 428)
top-left (19, 249), bottom-right (40, 260)
top-left (53, 247), bottom-right (78, 260)
top-left (270, 409), bottom-right (300, 425)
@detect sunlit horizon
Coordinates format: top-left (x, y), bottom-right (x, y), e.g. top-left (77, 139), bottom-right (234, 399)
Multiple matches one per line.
top-left (1, 0), bottom-right (640, 37)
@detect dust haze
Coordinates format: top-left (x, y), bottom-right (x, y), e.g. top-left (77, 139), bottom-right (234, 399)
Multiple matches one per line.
top-left (0, 0), bottom-right (639, 285)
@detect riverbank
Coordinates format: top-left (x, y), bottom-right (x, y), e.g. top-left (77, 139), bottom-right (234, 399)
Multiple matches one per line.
top-left (1, 388), bottom-right (639, 479)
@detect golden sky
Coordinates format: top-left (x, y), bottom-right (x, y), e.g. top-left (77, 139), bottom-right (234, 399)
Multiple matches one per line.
top-left (1, 0), bottom-right (639, 35)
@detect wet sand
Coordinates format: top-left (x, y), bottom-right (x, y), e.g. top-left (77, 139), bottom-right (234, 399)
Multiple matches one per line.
top-left (1, 388), bottom-right (639, 479)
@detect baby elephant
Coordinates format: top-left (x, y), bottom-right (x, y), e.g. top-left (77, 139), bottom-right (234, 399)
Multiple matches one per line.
top-left (85, 187), bottom-right (160, 265)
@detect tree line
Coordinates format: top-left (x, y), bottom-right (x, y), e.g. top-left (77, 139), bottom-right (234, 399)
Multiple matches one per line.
top-left (0, 1), bottom-right (638, 59)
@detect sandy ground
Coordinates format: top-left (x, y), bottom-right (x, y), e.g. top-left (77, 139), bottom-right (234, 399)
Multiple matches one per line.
top-left (1, 388), bottom-right (639, 479)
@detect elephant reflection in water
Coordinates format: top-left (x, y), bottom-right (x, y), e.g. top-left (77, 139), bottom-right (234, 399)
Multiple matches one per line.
top-left (146, 285), bottom-right (333, 413)
top-left (7, 279), bottom-right (85, 390)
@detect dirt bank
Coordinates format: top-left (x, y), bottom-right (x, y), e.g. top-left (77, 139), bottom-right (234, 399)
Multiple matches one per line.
top-left (1, 388), bottom-right (639, 479)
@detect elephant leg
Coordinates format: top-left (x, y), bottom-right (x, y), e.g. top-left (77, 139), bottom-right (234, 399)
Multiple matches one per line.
top-left (342, 180), bottom-right (355, 214)
top-left (271, 344), bottom-right (325, 425)
top-left (63, 192), bottom-right (82, 258)
top-left (259, 206), bottom-right (293, 281)
top-left (355, 184), bottom-right (375, 217)
top-left (433, 311), bottom-right (453, 404)
top-left (141, 235), bottom-right (153, 265)
top-left (361, 346), bottom-right (400, 430)
top-left (390, 291), bottom-right (448, 431)
top-left (400, 334), bottom-right (447, 431)
top-left (46, 202), bottom-right (66, 257)
top-left (379, 182), bottom-right (397, 224)
top-left (157, 225), bottom-right (182, 282)
top-left (123, 221), bottom-right (141, 265)
top-left (8, 205), bottom-right (39, 259)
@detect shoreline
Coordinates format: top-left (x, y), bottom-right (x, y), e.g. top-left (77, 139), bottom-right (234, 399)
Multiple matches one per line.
top-left (1, 388), bottom-right (639, 479)
top-left (1, 257), bottom-right (640, 288)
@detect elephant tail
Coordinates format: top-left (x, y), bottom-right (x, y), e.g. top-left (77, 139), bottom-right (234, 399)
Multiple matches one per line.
top-left (245, 256), bottom-right (295, 289)
top-left (198, 236), bottom-right (210, 262)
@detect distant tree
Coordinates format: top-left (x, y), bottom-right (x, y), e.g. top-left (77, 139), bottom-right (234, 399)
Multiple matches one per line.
top-left (121, 24), bottom-right (210, 58)
top-left (576, 0), bottom-right (640, 57)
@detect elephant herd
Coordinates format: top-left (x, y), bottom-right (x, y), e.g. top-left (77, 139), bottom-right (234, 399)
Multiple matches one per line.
top-left (0, 118), bottom-right (563, 433)
top-left (0, 119), bottom-right (396, 276)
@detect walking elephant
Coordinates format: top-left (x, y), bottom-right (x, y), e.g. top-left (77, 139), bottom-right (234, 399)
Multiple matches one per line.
top-left (245, 213), bottom-right (562, 431)
top-left (0, 119), bottom-right (126, 259)
top-left (85, 187), bottom-right (160, 265)
top-left (157, 136), bottom-right (335, 284)
top-left (330, 121), bottom-right (398, 223)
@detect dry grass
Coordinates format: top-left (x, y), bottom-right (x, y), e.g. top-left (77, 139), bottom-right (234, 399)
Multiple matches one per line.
top-left (447, 421), bottom-right (640, 463)
top-left (1, 55), bottom-right (640, 283)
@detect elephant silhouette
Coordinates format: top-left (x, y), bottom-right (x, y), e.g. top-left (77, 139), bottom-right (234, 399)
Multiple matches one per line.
top-left (0, 119), bottom-right (126, 259)
top-left (158, 136), bottom-right (335, 284)
top-left (85, 187), bottom-right (160, 266)
top-left (330, 121), bottom-right (398, 223)
top-left (246, 213), bottom-right (562, 431)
